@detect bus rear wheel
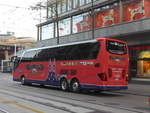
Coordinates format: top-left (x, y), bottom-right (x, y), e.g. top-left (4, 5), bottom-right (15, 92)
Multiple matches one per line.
top-left (60, 79), bottom-right (69, 91)
top-left (70, 79), bottom-right (80, 92)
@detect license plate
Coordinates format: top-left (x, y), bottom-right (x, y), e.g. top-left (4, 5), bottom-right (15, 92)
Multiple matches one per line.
top-left (115, 77), bottom-right (119, 81)
top-left (115, 75), bottom-right (120, 81)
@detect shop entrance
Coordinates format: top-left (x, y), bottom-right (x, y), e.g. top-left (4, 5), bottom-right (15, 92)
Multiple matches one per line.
top-left (137, 51), bottom-right (150, 78)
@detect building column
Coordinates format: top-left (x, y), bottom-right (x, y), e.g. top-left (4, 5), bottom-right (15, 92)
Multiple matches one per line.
top-left (4, 50), bottom-right (9, 60)
top-left (70, 16), bottom-right (73, 34)
top-left (37, 26), bottom-right (40, 40)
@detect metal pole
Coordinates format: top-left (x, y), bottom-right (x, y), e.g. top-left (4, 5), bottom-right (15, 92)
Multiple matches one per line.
top-left (91, 0), bottom-right (95, 39)
top-left (119, 0), bottom-right (123, 23)
top-left (56, 0), bottom-right (59, 44)
top-left (46, 0), bottom-right (49, 20)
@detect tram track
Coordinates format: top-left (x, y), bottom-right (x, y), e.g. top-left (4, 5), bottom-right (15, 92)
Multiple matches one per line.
top-left (113, 90), bottom-right (150, 97)
top-left (0, 108), bottom-right (10, 113)
top-left (6, 83), bottom-right (150, 98)
top-left (0, 85), bottom-right (146, 113)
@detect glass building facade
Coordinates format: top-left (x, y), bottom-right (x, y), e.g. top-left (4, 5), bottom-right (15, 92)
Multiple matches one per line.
top-left (43, 0), bottom-right (150, 41)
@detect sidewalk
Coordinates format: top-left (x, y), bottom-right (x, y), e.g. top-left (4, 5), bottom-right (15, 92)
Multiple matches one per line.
top-left (129, 77), bottom-right (150, 85)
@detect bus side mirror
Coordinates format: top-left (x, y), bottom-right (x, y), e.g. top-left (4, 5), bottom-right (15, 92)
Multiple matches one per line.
top-left (11, 56), bottom-right (17, 62)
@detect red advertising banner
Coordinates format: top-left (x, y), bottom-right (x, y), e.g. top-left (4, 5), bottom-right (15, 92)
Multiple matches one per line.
top-left (123, 0), bottom-right (150, 22)
top-left (75, 0), bottom-right (150, 33)
top-left (95, 6), bottom-right (120, 28)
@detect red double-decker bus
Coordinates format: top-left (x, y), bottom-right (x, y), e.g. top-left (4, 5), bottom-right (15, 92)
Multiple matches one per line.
top-left (12, 38), bottom-right (129, 92)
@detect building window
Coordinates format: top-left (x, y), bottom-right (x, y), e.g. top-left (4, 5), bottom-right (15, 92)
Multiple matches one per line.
top-left (73, 13), bottom-right (91, 33)
top-left (59, 18), bottom-right (71, 36)
top-left (47, 6), bottom-right (52, 19)
top-left (62, 0), bottom-right (67, 12)
top-left (73, 0), bottom-right (79, 8)
top-left (57, 2), bottom-right (61, 15)
top-left (52, 4), bottom-right (56, 17)
top-left (67, 0), bottom-right (72, 10)
top-left (41, 23), bottom-right (54, 40)
top-left (80, 0), bottom-right (85, 6)
top-left (86, 0), bottom-right (92, 4)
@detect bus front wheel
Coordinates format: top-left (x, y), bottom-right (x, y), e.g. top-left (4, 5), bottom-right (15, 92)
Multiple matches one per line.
top-left (60, 79), bottom-right (69, 91)
top-left (21, 76), bottom-right (26, 85)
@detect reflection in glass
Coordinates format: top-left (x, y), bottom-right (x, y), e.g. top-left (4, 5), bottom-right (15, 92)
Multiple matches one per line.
top-left (80, 0), bottom-right (85, 6)
top-left (62, 0), bottom-right (66, 12)
top-left (68, 0), bottom-right (72, 10)
top-left (74, 0), bottom-right (79, 8)
top-left (59, 18), bottom-right (71, 36)
top-left (42, 23), bottom-right (54, 40)
top-left (73, 13), bottom-right (91, 33)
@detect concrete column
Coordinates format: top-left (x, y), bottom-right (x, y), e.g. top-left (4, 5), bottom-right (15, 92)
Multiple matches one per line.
top-left (40, 26), bottom-right (42, 40)
top-left (5, 50), bottom-right (9, 60)
top-left (37, 26), bottom-right (40, 40)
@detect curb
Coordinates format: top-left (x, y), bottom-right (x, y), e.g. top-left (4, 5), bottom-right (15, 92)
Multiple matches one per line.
top-left (129, 78), bottom-right (150, 85)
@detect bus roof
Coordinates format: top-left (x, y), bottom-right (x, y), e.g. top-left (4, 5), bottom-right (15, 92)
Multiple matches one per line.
top-left (24, 38), bottom-right (126, 53)
top-left (25, 39), bottom-right (97, 52)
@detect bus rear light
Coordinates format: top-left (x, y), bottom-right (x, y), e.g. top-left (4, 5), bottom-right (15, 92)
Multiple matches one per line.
top-left (126, 76), bottom-right (128, 81)
top-left (97, 73), bottom-right (107, 81)
top-left (108, 68), bottom-right (112, 78)
top-left (95, 63), bottom-right (100, 67)
top-left (122, 70), bottom-right (126, 79)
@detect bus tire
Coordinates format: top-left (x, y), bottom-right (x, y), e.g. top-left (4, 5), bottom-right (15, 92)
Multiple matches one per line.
top-left (70, 79), bottom-right (80, 92)
top-left (60, 79), bottom-right (69, 91)
top-left (21, 76), bottom-right (26, 85)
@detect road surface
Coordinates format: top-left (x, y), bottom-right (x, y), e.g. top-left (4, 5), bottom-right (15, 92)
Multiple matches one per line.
top-left (0, 73), bottom-right (149, 113)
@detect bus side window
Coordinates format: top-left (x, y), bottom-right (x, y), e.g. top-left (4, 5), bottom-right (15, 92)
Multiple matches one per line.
top-left (39, 64), bottom-right (44, 71)
top-left (90, 42), bottom-right (100, 59)
top-left (32, 64), bottom-right (37, 69)
top-left (36, 48), bottom-right (53, 61)
top-left (68, 45), bottom-right (79, 60)
top-left (26, 64), bottom-right (31, 70)
top-left (22, 50), bottom-right (37, 61)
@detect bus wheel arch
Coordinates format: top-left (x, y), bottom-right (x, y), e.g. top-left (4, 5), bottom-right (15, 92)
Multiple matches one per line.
top-left (60, 78), bottom-right (69, 91)
top-left (70, 78), bottom-right (80, 92)
top-left (20, 75), bottom-right (26, 85)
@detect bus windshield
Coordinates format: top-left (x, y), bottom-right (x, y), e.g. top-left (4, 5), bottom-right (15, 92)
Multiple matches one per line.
top-left (106, 40), bottom-right (127, 55)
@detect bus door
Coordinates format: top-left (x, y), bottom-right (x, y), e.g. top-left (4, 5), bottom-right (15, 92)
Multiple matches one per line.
top-left (47, 58), bottom-right (58, 85)
top-left (11, 56), bottom-right (18, 71)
